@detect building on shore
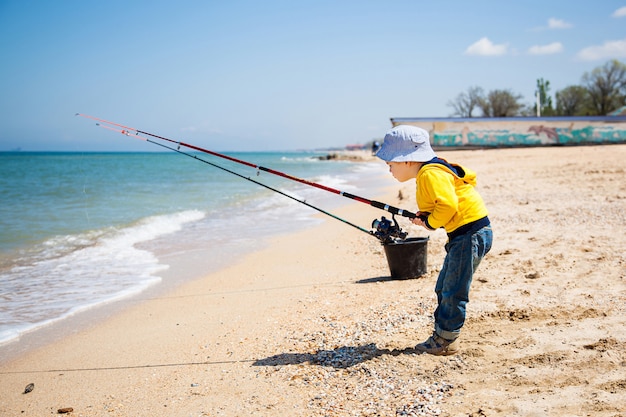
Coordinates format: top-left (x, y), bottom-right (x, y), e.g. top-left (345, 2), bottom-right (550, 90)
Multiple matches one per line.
top-left (390, 116), bottom-right (626, 149)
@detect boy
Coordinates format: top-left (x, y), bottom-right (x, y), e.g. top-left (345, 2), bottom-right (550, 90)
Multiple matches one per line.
top-left (376, 125), bottom-right (492, 355)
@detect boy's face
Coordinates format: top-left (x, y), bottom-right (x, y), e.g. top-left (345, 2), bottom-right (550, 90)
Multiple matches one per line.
top-left (386, 161), bottom-right (420, 182)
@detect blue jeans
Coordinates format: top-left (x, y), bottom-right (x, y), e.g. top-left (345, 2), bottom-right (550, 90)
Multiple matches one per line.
top-left (434, 225), bottom-right (492, 341)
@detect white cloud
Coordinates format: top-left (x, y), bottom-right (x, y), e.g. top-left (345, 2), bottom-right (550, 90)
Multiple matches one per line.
top-left (547, 18), bottom-right (573, 29)
top-left (612, 6), bottom-right (626, 17)
top-left (528, 42), bottom-right (564, 55)
top-left (576, 38), bottom-right (626, 60)
top-left (464, 37), bottom-right (508, 56)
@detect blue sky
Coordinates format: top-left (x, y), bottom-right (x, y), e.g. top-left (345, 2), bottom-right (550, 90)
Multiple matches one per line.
top-left (1, 1), bottom-right (625, 151)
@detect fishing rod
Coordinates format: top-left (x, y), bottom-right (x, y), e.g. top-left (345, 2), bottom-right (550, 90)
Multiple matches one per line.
top-left (76, 113), bottom-right (407, 244)
top-left (76, 114), bottom-right (418, 220)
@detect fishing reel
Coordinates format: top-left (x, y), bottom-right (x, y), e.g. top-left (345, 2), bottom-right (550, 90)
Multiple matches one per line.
top-left (371, 214), bottom-right (407, 244)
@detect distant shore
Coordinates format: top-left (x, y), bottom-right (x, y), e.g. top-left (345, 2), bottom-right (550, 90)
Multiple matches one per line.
top-left (314, 149), bottom-right (378, 162)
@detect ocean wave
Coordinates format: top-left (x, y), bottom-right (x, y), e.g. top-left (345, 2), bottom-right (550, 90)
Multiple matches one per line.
top-left (0, 152), bottom-right (389, 349)
top-left (0, 209), bottom-right (205, 346)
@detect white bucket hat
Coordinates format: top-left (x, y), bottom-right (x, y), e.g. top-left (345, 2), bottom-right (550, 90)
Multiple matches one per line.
top-left (375, 125), bottom-right (436, 162)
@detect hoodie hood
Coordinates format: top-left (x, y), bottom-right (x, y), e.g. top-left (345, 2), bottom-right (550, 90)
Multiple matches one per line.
top-left (421, 157), bottom-right (477, 186)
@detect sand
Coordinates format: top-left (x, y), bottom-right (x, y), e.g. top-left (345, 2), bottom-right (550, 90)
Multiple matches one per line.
top-left (1, 145), bottom-right (625, 416)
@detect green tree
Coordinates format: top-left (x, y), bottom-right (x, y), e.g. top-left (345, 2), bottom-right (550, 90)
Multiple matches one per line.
top-left (555, 85), bottom-right (591, 116)
top-left (582, 59), bottom-right (626, 115)
top-left (535, 78), bottom-right (555, 116)
top-left (478, 89), bottom-right (525, 117)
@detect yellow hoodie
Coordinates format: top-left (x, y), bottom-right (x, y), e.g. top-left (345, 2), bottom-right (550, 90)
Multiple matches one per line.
top-left (416, 159), bottom-right (489, 235)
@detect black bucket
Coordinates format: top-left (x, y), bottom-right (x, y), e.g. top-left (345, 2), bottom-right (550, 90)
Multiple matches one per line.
top-left (382, 237), bottom-right (429, 279)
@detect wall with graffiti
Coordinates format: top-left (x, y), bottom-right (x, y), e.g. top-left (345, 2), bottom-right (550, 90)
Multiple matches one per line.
top-left (390, 116), bottom-right (626, 148)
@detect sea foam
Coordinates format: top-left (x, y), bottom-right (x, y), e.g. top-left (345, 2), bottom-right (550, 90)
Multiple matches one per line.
top-left (0, 209), bottom-right (205, 345)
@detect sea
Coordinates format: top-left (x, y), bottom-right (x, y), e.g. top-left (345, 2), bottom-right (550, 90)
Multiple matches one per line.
top-left (0, 150), bottom-right (389, 352)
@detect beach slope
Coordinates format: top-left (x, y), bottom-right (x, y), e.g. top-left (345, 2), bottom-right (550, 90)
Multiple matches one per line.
top-left (1, 145), bottom-right (625, 416)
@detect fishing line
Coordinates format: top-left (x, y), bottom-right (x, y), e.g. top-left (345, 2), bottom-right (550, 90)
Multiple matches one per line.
top-left (0, 358), bottom-right (255, 374)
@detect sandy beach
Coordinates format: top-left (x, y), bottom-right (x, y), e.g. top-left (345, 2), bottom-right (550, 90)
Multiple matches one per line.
top-left (1, 144), bottom-right (625, 416)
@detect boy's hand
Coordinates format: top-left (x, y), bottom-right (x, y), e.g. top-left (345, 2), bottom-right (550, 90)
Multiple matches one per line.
top-left (411, 212), bottom-right (430, 229)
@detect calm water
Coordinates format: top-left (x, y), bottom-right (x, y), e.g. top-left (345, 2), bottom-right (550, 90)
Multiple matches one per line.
top-left (0, 151), bottom-right (388, 347)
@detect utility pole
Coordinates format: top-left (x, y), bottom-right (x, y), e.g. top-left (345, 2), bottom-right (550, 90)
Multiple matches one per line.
top-left (535, 90), bottom-right (541, 117)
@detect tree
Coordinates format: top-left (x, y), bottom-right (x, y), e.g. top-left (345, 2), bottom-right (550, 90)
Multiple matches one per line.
top-left (535, 78), bottom-right (554, 116)
top-left (444, 59), bottom-right (626, 118)
top-left (478, 89), bottom-right (525, 117)
top-left (447, 86), bottom-right (484, 117)
top-left (582, 59), bottom-right (626, 115)
top-left (555, 85), bottom-right (590, 116)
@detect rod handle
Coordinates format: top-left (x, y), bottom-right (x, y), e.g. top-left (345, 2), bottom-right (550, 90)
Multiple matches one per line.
top-left (370, 201), bottom-right (419, 219)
